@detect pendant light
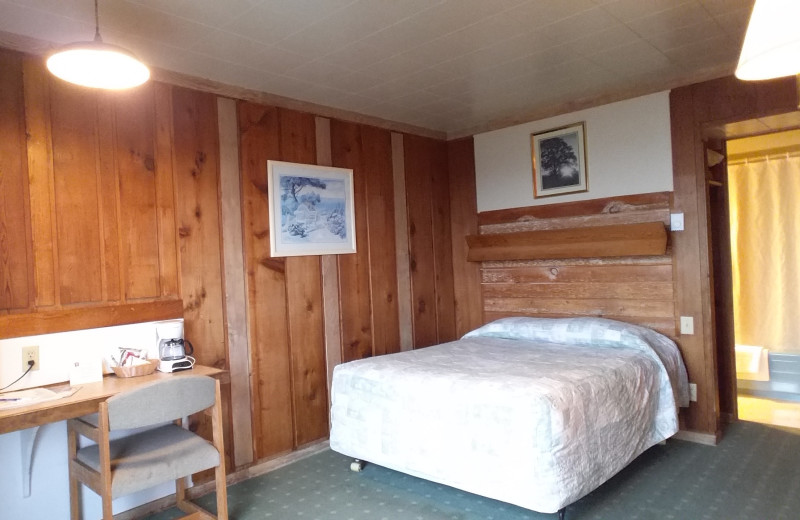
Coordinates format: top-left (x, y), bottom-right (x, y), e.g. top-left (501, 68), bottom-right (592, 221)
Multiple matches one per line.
top-left (46, 0), bottom-right (149, 89)
top-left (735, 0), bottom-right (800, 81)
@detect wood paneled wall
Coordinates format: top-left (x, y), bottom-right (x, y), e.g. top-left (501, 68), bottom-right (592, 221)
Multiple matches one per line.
top-left (1, 47), bottom-right (459, 467)
top-left (236, 104), bottom-right (456, 461)
top-left (1, 50), bottom-right (184, 316)
top-left (474, 193), bottom-right (676, 338)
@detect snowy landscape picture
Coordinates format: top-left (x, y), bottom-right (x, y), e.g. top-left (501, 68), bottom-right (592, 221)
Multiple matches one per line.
top-left (267, 161), bottom-right (356, 257)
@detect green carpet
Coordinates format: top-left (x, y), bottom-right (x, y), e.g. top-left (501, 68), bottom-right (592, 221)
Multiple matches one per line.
top-left (147, 421), bottom-right (800, 519)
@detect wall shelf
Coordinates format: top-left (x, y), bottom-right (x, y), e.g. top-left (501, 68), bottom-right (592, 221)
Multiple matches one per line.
top-left (466, 221), bottom-right (667, 262)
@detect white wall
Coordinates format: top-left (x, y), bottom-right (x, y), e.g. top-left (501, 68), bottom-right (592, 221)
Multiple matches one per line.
top-left (0, 321), bottom-right (180, 519)
top-left (474, 91), bottom-right (674, 212)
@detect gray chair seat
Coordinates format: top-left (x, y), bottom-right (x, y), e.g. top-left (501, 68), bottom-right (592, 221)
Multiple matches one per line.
top-left (76, 423), bottom-right (220, 497)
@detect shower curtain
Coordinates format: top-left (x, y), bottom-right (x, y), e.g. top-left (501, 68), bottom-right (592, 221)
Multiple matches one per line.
top-left (728, 152), bottom-right (800, 354)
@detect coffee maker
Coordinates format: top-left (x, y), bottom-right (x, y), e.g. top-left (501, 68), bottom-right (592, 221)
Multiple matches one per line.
top-left (155, 320), bottom-right (194, 373)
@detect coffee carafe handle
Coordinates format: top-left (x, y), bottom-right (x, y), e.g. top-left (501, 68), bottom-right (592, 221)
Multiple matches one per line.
top-left (183, 339), bottom-right (194, 356)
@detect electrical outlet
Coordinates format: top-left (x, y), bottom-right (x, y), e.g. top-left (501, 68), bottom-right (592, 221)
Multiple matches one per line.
top-left (689, 383), bottom-right (697, 402)
top-left (21, 345), bottom-right (39, 372)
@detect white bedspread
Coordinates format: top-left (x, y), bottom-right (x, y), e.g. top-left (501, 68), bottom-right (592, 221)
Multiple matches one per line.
top-left (329, 317), bottom-right (689, 513)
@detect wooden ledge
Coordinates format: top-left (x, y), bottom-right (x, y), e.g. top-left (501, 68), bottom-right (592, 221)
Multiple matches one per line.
top-left (466, 222), bottom-right (667, 262)
top-left (0, 299), bottom-right (184, 339)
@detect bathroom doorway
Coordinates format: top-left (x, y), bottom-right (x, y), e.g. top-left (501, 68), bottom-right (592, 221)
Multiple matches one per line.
top-left (724, 129), bottom-right (800, 429)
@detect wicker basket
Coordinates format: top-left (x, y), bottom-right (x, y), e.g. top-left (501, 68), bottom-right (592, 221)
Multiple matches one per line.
top-left (112, 359), bottom-right (159, 378)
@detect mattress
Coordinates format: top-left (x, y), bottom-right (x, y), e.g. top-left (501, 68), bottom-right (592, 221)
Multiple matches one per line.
top-left (329, 317), bottom-right (689, 514)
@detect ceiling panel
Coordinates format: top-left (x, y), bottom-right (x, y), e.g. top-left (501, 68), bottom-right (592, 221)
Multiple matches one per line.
top-left (0, 0), bottom-right (757, 137)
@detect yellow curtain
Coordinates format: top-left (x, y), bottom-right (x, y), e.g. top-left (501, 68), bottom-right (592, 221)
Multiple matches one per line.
top-left (728, 153), bottom-right (800, 353)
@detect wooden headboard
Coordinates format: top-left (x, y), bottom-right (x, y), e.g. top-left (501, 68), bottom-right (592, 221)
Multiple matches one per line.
top-left (472, 192), bottom-right (676, 337)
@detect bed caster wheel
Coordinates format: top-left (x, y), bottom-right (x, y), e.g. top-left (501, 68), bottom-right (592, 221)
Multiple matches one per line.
top-left (350, 459), bottom-right (366, 472)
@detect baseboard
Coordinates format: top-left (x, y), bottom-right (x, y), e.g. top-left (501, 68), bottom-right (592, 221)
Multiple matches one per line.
top-left (116, 439), bottom-right (330, 520)
top-left (673, 429), bottom-right (718, 446)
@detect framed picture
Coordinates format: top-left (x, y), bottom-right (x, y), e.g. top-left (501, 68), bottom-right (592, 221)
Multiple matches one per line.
top-left (531, 122), bottom-right (588, 198)
top-left (267, 160), bottom-right (356, 257)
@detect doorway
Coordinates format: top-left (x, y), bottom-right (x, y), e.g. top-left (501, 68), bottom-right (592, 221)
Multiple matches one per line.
top-left (709, 124), bottom-right (800, 430)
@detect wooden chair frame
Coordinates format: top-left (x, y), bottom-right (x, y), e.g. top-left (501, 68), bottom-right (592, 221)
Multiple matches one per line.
top-left (67, 378), bottom-right (228, 520)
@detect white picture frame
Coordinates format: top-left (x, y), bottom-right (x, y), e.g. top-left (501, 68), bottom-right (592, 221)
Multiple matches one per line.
top-left (267, 160), bottom-right (356, 257)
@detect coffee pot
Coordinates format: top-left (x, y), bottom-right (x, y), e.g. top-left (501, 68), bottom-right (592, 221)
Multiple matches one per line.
top-left (155, 320), bottom-right (195, 373)
top-left (159, 337), bottom-right (194, 361)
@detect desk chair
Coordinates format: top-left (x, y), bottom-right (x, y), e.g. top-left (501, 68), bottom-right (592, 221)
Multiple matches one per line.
top-left (67, 375), bottom-right (228, 520)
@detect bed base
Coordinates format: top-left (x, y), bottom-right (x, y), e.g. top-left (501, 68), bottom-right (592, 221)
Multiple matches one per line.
top-left (349, 459), bottom-right (567, 518)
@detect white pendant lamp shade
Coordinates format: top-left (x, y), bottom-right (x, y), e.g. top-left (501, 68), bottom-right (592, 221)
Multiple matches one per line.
top-left (47, 40), bottom-right (150, 89)
top-left (735, 0), bottom-right (800, 81)
top-left (46, 0), bottom-right (149, 89)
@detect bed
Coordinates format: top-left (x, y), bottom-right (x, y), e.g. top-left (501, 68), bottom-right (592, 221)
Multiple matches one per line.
top-left (329, 317), bottom-right (690, 516)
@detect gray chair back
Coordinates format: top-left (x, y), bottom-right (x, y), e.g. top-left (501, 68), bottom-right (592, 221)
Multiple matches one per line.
top-left (106, 375), bottom-right (216, 430)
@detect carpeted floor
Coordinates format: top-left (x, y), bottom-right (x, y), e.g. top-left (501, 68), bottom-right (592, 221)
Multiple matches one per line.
top-left (147, 421), bottom-right (800, 520)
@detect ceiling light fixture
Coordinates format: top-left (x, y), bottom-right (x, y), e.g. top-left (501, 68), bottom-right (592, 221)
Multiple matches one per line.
top-left (46, 0), bottom-right (149, 89)
top-left (735, 0), bottom-right (800, 81)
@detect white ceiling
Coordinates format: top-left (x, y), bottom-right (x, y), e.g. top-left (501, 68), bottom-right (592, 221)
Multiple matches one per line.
top-left (0, 0), bottom-right (754, 138)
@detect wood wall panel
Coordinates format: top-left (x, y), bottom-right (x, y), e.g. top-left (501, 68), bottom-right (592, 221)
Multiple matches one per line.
top-left (238, 102), bottom-right (296, 459)
top-left (430, 138), bottom-right (456, 342)
top-left (403, 134), bottom-right (456, 347)
top-left (361, 125), bottom-right (400, 356)
top-left (331, 120), bottom-right (373, 362)
top-left (50, 81), bottom-right (103, 305)
top-left (170, 86), bottom-right (231, 470)
top-left (0, 50), bottom-right (32, 312)
top-left (169, 87), bottom-right (227, 370)
top-left (447, 138), bottom-right (483, 336)
top-left (404, 135), bottom-right (440, 347)
top-left (95, 94), bottom-right (122, 303)
top-left (113, 86), bottom-right (161, 300)
top-left (21, 56), bottom-right (56, 309)
top-left (153, 83), bottom-right (180, 298)
top-left (280, 109), bottom-right (328, 447)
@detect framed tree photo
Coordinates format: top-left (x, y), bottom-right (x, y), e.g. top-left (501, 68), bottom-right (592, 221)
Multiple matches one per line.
top-left (267, 160), bottom-right (356, 257)
top-left (531, 122), bottom-right (588, 198)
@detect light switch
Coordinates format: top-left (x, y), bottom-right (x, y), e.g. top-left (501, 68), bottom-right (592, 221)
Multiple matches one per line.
top-left (680, 316), bottom-right (694, 335)
top-left (670, 213), bottom-right (684, 231)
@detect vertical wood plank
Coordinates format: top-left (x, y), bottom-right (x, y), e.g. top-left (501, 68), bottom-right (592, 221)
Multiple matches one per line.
top-left (111, 86), bottom-right (160, 300)
top-left (217, 96), bottom-right (254, 467)
top-left (361, 125), bottom-right (400, 356)
top-left (0, 50), bottom-right (33, 311)
top-left (95, 93), bottom-right (121, 302)
top-left (671, 86), bottom-right (711, 433)
top-left (153, 82), bottom-right (180, 297)
top-left (403, 134), bottom-right (438, 348)
top-left (392, 132), bottom-right (413, 351)
top-left (171, 87), bottom-right (230, 463)
top-left (279, 108), bottom-right (328, 447)
top-left (238, 101), bottom-right (294, 458)
top-left (171, 87), bottom-right (227, 367)
top-left (316, 116), bottom-right (342, 413)
top-left (331, 119), bottom-right (373, 362)
top-left (429, 138), bottom-right (456, 343)
top-left (447, 137), bottom-right (483, 336)
top-left (22, 56), bottom-right (57, 308)
top-left (49, 80), bottom-right (103, 305)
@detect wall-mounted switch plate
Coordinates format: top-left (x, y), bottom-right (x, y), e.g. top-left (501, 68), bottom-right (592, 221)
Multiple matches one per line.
top-left (689, 383), bottom-right (697, 402)
top-left (680, 316), bottom-right (694, 335)
top-left (670, 213), bottom-right (685, 231)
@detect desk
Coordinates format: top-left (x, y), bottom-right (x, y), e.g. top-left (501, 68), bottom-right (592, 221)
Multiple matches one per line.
top-left (0, 365), bottom-right (224, 496)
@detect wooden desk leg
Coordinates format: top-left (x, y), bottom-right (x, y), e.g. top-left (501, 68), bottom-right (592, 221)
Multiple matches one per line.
top-left (20, 426), bottom-right (40, 497)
